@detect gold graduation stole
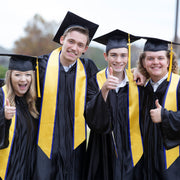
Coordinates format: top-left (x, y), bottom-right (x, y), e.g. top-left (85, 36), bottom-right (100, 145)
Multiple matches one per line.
top-left (38, 47), bottom-right (87, 159)
top-left (96, 68), bottom-right (143, 166)
top-left (163, 73), bottom-right (180, 169)
top-left (0, 86), bottom-right (16, 180)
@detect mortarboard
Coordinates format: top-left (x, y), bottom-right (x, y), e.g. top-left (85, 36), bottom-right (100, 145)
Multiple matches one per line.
top-left (0, 54), bottom-right (41, 97)
top-left (143, 36), bottom-right (180, 52)
top-left (142, 36), bottom-right (180, 81)
top-left (0, 54), bottom-right (37, 71)
top-left (53, 11), bottom-right (99, 44)
top-left (93, 29), bottom-right (141, 71)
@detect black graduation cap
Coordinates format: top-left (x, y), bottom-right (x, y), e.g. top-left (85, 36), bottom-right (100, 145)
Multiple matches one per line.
top-left (93, 29), bottom-right (140, 53)
top-left (0, 54), bottom-right (37, 71)
top-left (0, 53), bottom-right (41, 96)
top-left (53, 11), bottom-right (99, 44)
top-left (142, 36), bottom-right (180, 51)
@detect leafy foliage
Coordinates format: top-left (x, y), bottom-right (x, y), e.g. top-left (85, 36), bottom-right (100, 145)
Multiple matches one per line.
top-left (0, 65), bottom-right (7, 78)
top-left (82, 46), bottom-right (107, 70)
top-left (13, 14), bottom-right (59, 56)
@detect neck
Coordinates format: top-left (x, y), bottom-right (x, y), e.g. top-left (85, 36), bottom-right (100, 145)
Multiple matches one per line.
top-left (60, 54), bottom-right (76, 67)
top-left (151, 73), bottom-right (168, 83)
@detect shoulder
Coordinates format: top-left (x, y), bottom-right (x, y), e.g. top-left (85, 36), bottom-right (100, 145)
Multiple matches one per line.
top-left (80, 58), bottom-right (99, 77)
top-left (80, 58), bottom-right (97, 69)
top-left (38, 54), bottom-right (50, 70)
top-left (0, 87), bottom-right (4, 104)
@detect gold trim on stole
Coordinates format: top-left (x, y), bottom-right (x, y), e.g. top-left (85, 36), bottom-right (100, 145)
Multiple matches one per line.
top-left (164, 73), bottom-right (180, 169)
top-left (126, 70), bottom-right (143, 166)
top-left (74, 59), bottom-right (86, 149)
top-left (0, 86), bottom-right (16, 180)
top-left (96, 69), bottom-right (143, 166)
top-left (38, 47), bottom-right (86, 158)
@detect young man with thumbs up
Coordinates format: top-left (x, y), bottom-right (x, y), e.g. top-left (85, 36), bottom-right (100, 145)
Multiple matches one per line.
top-left (137, 37), bottom-right (180, 179)
top-left (84, 30), bottom-right (145, 180)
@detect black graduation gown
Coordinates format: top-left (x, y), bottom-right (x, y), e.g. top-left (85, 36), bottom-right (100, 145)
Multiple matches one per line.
top-left (142, 79), bottom-right (180, 180)
top-left (0, 89), bottom-right (38, 180)
top-left (84, 75), bottom-right (145, 180)
top-left (35, 54), bottom-right (98, 180)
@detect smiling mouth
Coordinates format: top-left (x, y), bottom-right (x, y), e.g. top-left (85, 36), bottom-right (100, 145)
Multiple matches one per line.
top-left (151, 66), bottom-right (161, 69)
top-left (19, 84), bottom-right (27, 89)
top-left (67, 50), bottom-right (77, 56)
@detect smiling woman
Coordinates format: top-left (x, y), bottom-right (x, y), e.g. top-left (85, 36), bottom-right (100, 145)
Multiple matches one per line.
top-left (0, 54), bottom-right (39, 180)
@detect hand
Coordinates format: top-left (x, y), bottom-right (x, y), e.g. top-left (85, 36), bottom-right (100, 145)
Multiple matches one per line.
top-left (132, 68), bottom-right (146, 86)
top-left (101, 67), bottom-right (119, 101)
top-left (102, 67), bottom-right (119, 91)
top-left (150, 99), bottom-right (162, 123)
top-left (4, 99), bottom-right (16, 120)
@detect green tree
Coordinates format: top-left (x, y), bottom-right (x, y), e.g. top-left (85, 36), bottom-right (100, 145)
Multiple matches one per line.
top-left (82, 46), bottom-right (107, 70)
top-left (0, 65), bottom-right (7, 78)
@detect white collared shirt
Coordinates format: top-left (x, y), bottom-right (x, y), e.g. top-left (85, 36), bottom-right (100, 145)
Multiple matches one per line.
top-left (150, 73), bottom-right (168, 92)
top-left (63, 61), bottom-right (76, 72)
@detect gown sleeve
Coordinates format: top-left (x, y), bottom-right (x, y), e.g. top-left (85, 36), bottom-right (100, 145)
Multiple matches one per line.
top-left (161, 82), bottom-right (180, 149)
top-left (85, 75), bottom-right (112, 134)
top-left (0, 89), bottom-right (11, 148)
top-left (84, 75), bottom-right (114, 180)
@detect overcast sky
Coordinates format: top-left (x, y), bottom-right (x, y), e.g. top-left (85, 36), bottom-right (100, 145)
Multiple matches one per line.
top-left (0, 0), bottom-right (179, 50)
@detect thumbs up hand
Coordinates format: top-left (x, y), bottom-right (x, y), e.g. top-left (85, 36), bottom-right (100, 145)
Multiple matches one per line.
top-left (4, 99), bottom-right (16, 120)
top-left (101, 67), bottom-right (119, 101)
top-left (150, 99), bottom-right (162, 123)
top-left (109, 66), bottom-right (113, 76)
top-left (103, 67), bottom-right (119, 91)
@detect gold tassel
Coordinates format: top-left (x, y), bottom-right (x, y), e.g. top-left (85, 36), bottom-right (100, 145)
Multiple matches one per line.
top-left (36, 58), bottom-right (41, 97)
top-left (167, 42), bottom-right (173, 82)
top-left (128, 34), bottom-right (131, 73)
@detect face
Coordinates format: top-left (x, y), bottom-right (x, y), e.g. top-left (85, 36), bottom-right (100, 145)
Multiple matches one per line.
top-left (60, 31), bottom-right (88, 66)
top-left (143, 51), bottom-right (169, 82)
top-left (104, 48), bottom-right (128, 75)
top-left (11, 70), bottom-right (32, 97)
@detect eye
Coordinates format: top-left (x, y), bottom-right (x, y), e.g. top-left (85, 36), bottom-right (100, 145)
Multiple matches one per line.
top-left (68, 39), bottom-right (74, 44)
top-left (110, 54), bottom-right (117, 58)
top-left (147, 57), bottom-right (153, 61)
top-left (78, 43), bottom-right (85, 48)
top-left (121, 54), bottom-right (127, 58)
top-left (15, 73), bottom-right (20, 77)
top-left (158, 57), bottom-right (164, 60)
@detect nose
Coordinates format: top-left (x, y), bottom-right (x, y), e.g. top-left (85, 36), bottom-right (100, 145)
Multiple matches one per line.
top-left (71, 43), bottom-right (78, 51)
top-left (20, 75), bottom-right (26, 81)
top-left (116, 55), bottom-right (123, 62)
top-left (153, 58), bottom-right (159, 64)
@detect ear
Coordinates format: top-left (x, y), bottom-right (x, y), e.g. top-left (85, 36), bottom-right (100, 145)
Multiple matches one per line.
top-left (103, 52), bottom-right (108, 62)
top-left (82, 46), bottom-right (88, 53)
top-left (60, 36), bottom-right (64, 45)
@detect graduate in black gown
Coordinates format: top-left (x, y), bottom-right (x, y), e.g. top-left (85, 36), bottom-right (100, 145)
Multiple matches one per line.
top-left (85, 30), bottom-right (145, 180)
top-left (0, 54), bottom-right (39, 180)
top-left (137, 37), bottom-right (180, 179)
top-left (35, 11), bottom-right (99, 180)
